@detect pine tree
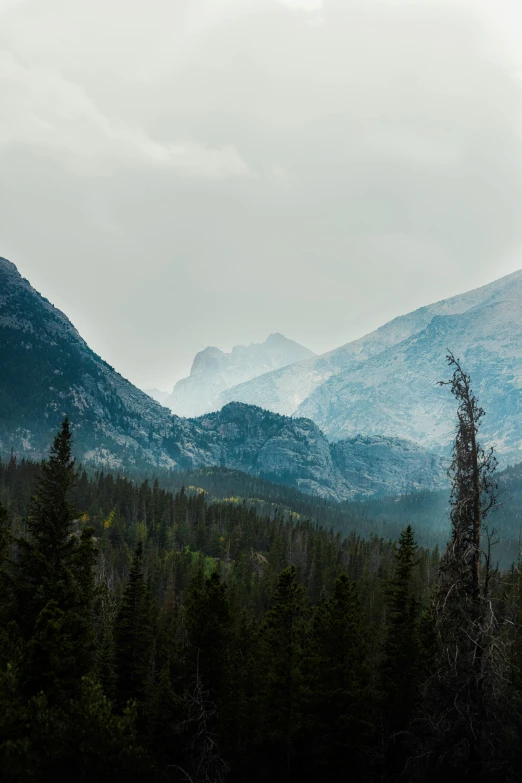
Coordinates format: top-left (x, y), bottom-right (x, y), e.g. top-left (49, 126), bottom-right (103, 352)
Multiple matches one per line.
top-left (114, 539), bottom-right (155, 709)
top-left (181, 569), bottom-right (231, 783)
top-left (0, 422), bottom-right (147, 781)
top-left (0, 502), bottom-right (17, 667)
top-left (146, 603), bottom-right (186, 771)
top-left (16, 418), bottom-right (97, 696)
top-left (17, 418), bottom-right (77, 628)
top-left (184, 570), bottom-right (230, 700)
top-left (381, 525), bottom-right (421, 731)
top-left (257, 566), bottom-right (307, 781)
top-left (303, 574), bottom-right (373, 779)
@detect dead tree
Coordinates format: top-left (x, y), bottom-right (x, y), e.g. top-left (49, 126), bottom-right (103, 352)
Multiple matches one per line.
top-left (437, 352), bottom-right (498, 608)
top-left (174, 653), bottom-right (229, 783)
top-left (416, 354), bottom-right (511, 779)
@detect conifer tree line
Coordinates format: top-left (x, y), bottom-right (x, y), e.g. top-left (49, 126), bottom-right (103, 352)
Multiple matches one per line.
top-left (1, 357), bottom-right (522, 780)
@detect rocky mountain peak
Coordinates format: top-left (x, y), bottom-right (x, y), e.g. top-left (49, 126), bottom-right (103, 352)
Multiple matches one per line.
top-left (218, 268), bottom-right (522, 457)
top-left (164, 333), bottom-right (315, 417)
top-left (190, 346), bottom-right (226, 376)
top-left (0, 257), bottom-right (20, 277)
top-left (0, 256), bottom-right (85, 345)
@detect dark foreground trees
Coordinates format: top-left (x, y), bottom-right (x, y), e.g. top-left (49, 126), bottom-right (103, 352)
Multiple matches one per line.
top-left (0, 420), bottom-right (144, 781)
top-left (1, 390), bottom-right (522, 780)
top-left (303, 573), bottom-right (374, 779)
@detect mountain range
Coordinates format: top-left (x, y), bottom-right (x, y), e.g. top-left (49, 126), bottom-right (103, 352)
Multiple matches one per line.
top-left (0, 256), bottom-right (450, 501)
top-left (162, 334), bottom-right (314, 417)
top-left (219, 270), bottom-right (522, 464)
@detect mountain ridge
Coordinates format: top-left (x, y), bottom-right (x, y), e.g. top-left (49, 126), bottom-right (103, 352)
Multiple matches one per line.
top-left (0, 256), bottom-right (448, 501)
top-left (218, 269), bottom-right (522, 462)
top-left (164, 332), bottom-right (315, 417)
top-left (218, 269), bottom-right (522, 415)
top-left (297, 275), bottom-right (522, 460)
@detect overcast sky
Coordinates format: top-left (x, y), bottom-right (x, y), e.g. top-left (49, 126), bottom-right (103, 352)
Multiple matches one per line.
top-left (2, 0), bottom-right (522, 391)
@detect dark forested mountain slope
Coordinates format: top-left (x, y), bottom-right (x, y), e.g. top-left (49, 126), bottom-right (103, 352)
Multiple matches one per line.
top-left (0, 256), bottom-right (177, 467)
top-left (0, 257), bottom-right (447, 500)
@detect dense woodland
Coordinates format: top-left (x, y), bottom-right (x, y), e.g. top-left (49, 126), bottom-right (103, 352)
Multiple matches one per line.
top-left (1, 357), bottom-right (522, 781)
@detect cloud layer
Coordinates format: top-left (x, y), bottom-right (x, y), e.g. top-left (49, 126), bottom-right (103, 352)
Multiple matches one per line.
top-left (1, 0), bottom-right (522, 389)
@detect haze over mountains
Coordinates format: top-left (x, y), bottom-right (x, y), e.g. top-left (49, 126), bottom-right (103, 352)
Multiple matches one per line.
top-left (0, 256), bottom-right (449, 501)
top-left (1, 254), bottom-right (521, 499)
top-left (219, 270), bottom-right (522, 464)
top-left (162, 334), bottom-right (315, 418)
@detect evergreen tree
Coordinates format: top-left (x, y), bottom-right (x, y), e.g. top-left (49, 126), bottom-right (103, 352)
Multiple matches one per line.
top-left (180, 570), bottom-right (231, 783)
top-left (144, 588), bottom-right (186, 772)
top-left (381, 525), bottom-right (421, 731)
top-left (303, 574), bottom-right (373, 779)
top-left (184, 569), bottom-right (230, 701)
top-left (257, 566), bottom-right (307, 781)
top-left (114, 539), bottom-right (155, 709)
top-left (0, 502), bottom-right (17, 667)
top-left (15, 418), bottom-right (97, 696)
top-left (219, 604), bottom-right (259, 778)
top-left (0, 421), bottom-right (146, 781)
top-left (1, 674), bottom-right (146, 783)
top-left (17, 418), bottom-right (78, 629)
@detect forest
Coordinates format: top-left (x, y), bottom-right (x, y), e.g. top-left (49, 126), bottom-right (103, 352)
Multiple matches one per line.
top-left (1, 355), bottom-right (522, 782)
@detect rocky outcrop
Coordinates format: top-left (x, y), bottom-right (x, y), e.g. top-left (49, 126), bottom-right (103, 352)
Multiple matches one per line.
top-left (168, 404), bottom-right (449, 502)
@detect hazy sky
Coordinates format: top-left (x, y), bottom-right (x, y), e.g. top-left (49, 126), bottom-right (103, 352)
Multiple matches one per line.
top-left (2, 0), bottom-right (522, 391)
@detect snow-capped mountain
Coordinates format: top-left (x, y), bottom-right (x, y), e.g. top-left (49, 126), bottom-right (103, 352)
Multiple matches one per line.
top-left (0, 257), bottom-right (448, 500)
top-left (219, 270), bottom-right (522, 463)
top-left (164, 333), bottom-right (315, 418)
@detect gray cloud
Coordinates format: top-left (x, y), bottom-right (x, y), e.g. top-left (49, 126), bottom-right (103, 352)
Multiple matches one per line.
top-left (1, 0), bottom-right (522, 390)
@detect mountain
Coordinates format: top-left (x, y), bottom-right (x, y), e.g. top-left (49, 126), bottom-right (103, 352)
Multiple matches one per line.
top-left (167, 404), bottom-right (449, 502)
top-left (0, 256), bottom-right (176, 469)
top-left (0, 257), bottom-right (447, 500)
top-left (143, 388), bottom-right (169, 405)
top-left (298, 272), bottom-right (522, 460)
top-left (164, 333), bottom-right (315, 417)
top-left (218, 274), bottom-right (510, 416)
top-left (219, 270), bottom-right (522, 463)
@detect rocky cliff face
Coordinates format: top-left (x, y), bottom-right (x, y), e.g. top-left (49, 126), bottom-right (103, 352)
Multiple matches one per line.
top-left (157, 403), bottom-right (450, 502)
top-left (164, 333), bottom-right (315, 417)
top-left (0, 257), bottom-right (448, 500)
top-left (331, 436), bottom-right (449, 497)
